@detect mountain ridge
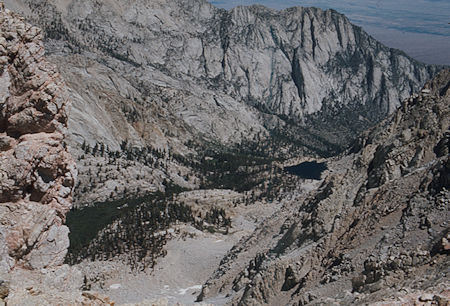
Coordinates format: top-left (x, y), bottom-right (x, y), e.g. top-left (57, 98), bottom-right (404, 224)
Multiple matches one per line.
top-left (5, 0), bottom-right (439, 138)
top-left (197, 68), bottom-right (450, 305)
top-left (0, 1), bottom-right (449, 305)
top-left (3, 0), bottom-right (441, 206)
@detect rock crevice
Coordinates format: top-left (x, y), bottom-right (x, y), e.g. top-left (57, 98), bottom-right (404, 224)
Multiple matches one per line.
top-left (0, 3), bottom-right (76, 272)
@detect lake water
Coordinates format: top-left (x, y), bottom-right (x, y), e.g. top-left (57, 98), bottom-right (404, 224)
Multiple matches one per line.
top-left (284, 161), bottom-right (327, 180)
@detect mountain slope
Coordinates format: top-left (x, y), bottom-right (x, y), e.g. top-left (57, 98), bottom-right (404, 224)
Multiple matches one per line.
top-left (2, 0), bottom-right (441, 207)
top-left (197, 69), bottom-right (450, 305)
top-left (13, 0), bottom-right (438, 145)
top-left (1, 2), bottom-right (448, 304)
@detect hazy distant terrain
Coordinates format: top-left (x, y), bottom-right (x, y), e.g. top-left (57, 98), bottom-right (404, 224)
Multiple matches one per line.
top-left (210, 0), bottom-right (450, 65)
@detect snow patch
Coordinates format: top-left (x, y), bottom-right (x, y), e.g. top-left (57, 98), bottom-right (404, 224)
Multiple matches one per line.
top-left (177, 285), bottom-right (202, 295)
top-left (109, 283), bottom-right (122, 290)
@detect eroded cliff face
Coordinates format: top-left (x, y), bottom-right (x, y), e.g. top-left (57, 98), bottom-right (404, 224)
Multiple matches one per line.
top-left (198, 70), bottom-right (450, 305)
top-left (13, 0), bottom-right (438, 146)
top-left (0, 3), bottom-right (76, 272)
top-left (3, 0), bottom-right (441, 207)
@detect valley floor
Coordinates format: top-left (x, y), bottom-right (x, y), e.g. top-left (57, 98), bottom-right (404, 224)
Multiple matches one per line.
top-left (77, 189), bottom-right (284, 305)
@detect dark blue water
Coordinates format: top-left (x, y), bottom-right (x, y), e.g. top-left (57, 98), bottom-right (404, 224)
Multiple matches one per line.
top-left (284, 161), bottom-right (327, 180)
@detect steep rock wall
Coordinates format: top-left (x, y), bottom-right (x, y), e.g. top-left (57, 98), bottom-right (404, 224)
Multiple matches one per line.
top-left (198, 70), bottom-right (450, 305)
top-left (2, 0), bottom-right (441, 207)
top-left (4, 0), bottom-right (440, 149)
top-left (0, 3), bottom-right (76, 272)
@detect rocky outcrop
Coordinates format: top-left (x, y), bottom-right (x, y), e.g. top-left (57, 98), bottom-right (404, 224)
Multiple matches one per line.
top-left (0, 3), bottom-right (76, 272)
top-left (3, 0), bottom-right (441, 206)
top-left (1, 1), bottom-right (446, 303)
top-left (198, 70), bottom-right (450, 304)
top-left (13, 0), bottom-right (438, 147)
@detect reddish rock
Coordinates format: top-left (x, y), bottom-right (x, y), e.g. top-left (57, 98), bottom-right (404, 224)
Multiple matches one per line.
top-left (0, 6), bottom-right (76, 272)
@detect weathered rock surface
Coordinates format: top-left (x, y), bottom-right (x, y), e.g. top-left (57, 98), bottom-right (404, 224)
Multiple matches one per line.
top-left (3, 264), bottom-right (115, 305)
top-left (1, 1), bottom-right (447, 304)
top-left (197, 70), bottom-right (450, 305)
top-left (0, 5), bottom-right (117, 305)
top-left (3, 0), bottom-right (441, 206)
top-left (0, 2), bottom-right (75, 272)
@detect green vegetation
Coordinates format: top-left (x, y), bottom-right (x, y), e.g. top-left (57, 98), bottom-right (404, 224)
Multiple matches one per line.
top-left (68, 131), bottom-right (309, 270)
top-left (66, 185), bottom-right (231, 270)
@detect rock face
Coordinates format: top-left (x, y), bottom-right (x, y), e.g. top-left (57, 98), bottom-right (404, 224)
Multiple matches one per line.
top-left (1, 1), bottom-right (447, 304)
top-left (3, 0), bottom-right (441, 206)
top-left (197, 69), bottom-right (450, 305)
top-left (0, 3), bottom-right (76, 272)
top-left (11, 0), bottom-right (438, 144)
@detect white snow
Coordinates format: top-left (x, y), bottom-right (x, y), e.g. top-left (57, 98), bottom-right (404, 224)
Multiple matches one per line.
top-left (109, 283), bottom-right (122, 290)
top-left (177, 285), bottom-right (202, 295)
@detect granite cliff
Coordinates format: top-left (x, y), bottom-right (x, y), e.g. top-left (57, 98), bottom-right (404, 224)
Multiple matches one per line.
top-left (3, 0), bottom-right (441, 207)
top-left (0, 5), bottom-right (108, 305)
top-left (197, 69), bottom-right (450, 305)
top-left (0, 1), bottom-right (448, 305)
top-left (0, 2), bottom-right (75, 273)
